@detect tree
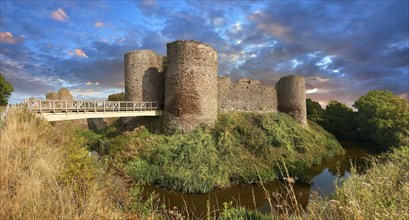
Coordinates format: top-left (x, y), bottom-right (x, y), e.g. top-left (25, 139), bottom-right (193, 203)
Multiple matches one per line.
top-left (354, 90), bottom-right (409, 148)
top-left (46, 92), bottom-right (58, 100)
top-left (57, 88), bottom-right (73, 100)
top-left (0, 73), bottom-right (14, 106)
top-left (306, 98), bottom-right (324, 123)
top-left (107, 92), bottom-right (125, 101)
top-left (322, 100), bottom-right (358, 140)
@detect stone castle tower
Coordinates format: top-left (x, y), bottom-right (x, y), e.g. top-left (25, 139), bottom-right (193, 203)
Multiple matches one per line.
top-left (124, 40), bottom-right (307, 132)
top-left (164, 41), bottom-right (218, 131)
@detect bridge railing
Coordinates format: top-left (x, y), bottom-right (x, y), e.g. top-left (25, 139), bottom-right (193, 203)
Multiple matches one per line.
top-left (25, 100), bottom-right (159, 114)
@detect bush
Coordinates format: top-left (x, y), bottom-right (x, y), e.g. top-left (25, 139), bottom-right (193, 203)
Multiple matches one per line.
top-left (219, 202), bottom-right (270, 220)
top-left (354, 90), bottom-right (409, 148)
top-left (108, 92), bottom-right (125, 101)
top-left (111, 112), bottom-right (343, 193)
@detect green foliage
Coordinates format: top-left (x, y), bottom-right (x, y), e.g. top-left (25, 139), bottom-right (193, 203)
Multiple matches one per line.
top-left (126, 127), bottom-right (228, 193)
top-left (75, 124), bottom-right (122, 154)
top-left (219, 201), bottom-right (270, 220)
top-left (0, 72), bottom-right (14, 106)
top-left (59, 144), bottom-right (98, 207)
top-left (108, 92), bottom-right (125, 101)
top-left (128, 186), bottom-right (163, 216)
top-left (306, 98), bottom-right (324, 123)
top-left (45, 92), bottom-right (58, 100)
top-left (354, 90), bottom-right (409, 148)
top-left (322, 100), bottom-right (359, 140)
top-left (109, 112), bottom-right (343, 193)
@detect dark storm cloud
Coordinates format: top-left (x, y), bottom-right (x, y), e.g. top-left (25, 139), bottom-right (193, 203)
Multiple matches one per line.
top-left (222, 1), bottom-right (408, 100)
top-left (1, 1), bottom-right (408, 104)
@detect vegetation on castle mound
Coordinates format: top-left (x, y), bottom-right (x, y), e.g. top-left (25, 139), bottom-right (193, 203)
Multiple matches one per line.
top-left (96, 112), bottom-right (344, 193)
top-left (2, 107), bottom-right (406, 219)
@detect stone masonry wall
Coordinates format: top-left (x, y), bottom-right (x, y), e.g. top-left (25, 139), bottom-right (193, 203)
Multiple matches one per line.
top-left (124, 50), bottom-right (166, 106)
top-left (164, 40), bottom-right (218, 132)
top-left (275, 75), bottom-right (308, 128)
top-left (218, 77), bottom-right (277, 112)
top-left (124, 50), bottom-right (166, 131)
top-left (124, 41), bottom-right (307, 131)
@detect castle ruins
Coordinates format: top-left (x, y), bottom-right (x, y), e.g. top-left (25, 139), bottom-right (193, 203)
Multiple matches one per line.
top-left (124, 40), bottom-right (307, 132)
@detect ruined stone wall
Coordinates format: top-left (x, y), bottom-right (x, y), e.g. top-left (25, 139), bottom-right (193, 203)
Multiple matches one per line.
top-left (218, 77), bottom-right (277, 112)
top-left (164, 40), bottom-right (218, 132)
top-left (124, 50), bottom-right (166, 131)
top-left (275, 75), bottom-right (308, 128)
top-left (123, 41), bottom-right (307, 131)
top-left (124, 50), bottom-right (166, 106)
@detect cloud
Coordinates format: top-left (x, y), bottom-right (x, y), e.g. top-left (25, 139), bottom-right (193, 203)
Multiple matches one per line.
top-left (68, 48), bottom-right (88, 58)
top-left (398, 93), bottom-right (409, 101)
top-left (1, 1), bottom-right (407, 106)
top-left (50, 8), bottom-right (70, 22)
top-left (71, 88), bottom-right (100, 96)
top-left (306, 88), bottom-right (318, 94)
top-left (0, 32), bottom-right (24, 44)
top-left (143, 0), bottom-right (156, 6)
top-left (86, 81), bottom-right (100, 86)
top-left (95, 21), bottom-right (104, 27)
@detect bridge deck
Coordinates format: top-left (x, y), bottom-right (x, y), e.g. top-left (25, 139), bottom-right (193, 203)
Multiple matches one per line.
top-left (26, 100), bottom-right (162, 121)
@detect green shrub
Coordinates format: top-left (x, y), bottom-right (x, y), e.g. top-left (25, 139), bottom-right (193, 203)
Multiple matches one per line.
top-left (354, 90), bottom-right (409, 148)
top-left (115, 112), bottom-right (343, 193)
top-left (219, 202), bottom-right (270, 220)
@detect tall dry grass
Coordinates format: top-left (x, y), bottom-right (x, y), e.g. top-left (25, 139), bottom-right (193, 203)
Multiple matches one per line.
top-left (306, 146), bottom-right (409, 220)
top-left (0, 108), bottom-right (121, 219)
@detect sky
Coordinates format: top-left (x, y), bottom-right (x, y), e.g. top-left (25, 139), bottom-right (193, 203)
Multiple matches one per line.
top-left (1, 0), bottom-right (408, 107)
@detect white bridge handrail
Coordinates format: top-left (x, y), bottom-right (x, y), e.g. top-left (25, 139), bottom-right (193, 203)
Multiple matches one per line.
top-left (25, 99), bottom-right (159, 114)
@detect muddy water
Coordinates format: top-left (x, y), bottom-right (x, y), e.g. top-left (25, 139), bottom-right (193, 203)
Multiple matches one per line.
top-left (142, 141), bottom-right (382, 217)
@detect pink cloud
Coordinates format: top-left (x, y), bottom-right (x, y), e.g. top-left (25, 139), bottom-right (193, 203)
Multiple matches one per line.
top-left (50, 8), bottom-right (70, 22)
top-left (68, 48), bottom-right (88, 58)
top-left (398, 93), bottom-right (409, 101)
top-left (0, 32), bottom-right (24, 44)
top-left (95, 21), bottom-right (104, 27)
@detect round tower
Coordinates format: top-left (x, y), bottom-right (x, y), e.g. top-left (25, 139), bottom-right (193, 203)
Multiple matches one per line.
top-left (124, 50), bottom-right (166, 131)
top-left (124, 50), bottom-right (166, 104)
top-left (275, 75), bottom-right (308, 128)
top-left (164, 40), bottom-right (218, 132)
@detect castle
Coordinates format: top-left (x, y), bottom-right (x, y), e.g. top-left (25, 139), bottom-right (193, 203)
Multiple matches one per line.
top-left (124, 40), bottom-right (307, 132)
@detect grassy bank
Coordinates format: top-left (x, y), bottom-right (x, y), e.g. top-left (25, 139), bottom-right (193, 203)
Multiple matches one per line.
top-left (308, 146), bottom-right (409, 219)
top-left (218, 146), bottom-right (409, 220)
top-left (3, 108), bottom-right (404, 219)
top-left (100, 112), bottom-right (343, 193)
top-left (0, 109), bottom-right (124, 219)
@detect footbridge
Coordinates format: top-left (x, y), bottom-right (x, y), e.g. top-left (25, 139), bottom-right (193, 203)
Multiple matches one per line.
top-left (26, 99), bottom-right (162, 121)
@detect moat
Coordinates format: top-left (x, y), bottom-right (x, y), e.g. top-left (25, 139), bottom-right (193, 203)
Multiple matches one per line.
top-left (142, 141), bottom-right (382, 217)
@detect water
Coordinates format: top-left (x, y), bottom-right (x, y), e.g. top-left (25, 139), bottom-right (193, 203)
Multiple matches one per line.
top-left (142, 141), bottom-right (382, 217)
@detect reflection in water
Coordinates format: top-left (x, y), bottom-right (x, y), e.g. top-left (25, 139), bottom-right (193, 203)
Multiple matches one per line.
top-left (142, 141), bottom-right (381, 217)
top-left (309, 141), bottom-right (382, 197)
top-left (143, 181), bottom-right (311, 217)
